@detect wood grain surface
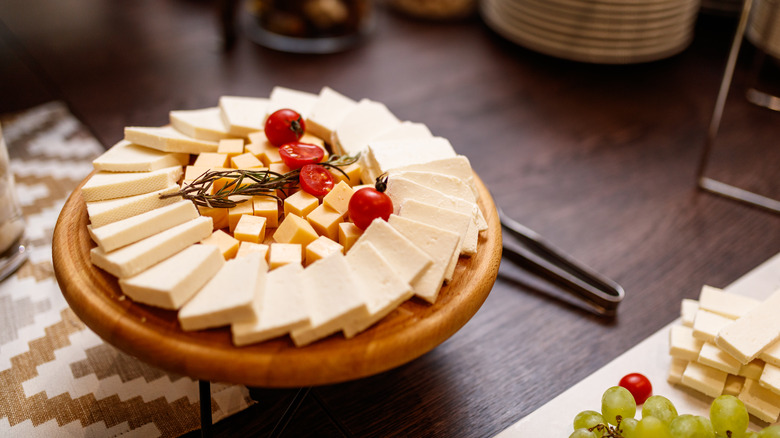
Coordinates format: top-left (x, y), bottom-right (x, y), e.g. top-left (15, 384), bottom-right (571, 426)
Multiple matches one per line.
top-left (2, 1), bottom-right (779, 436)
top-left (51, 172), bottom-right (501, 388)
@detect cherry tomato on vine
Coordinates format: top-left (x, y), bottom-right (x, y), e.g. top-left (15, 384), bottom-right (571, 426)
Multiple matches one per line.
top-left (348, 186), bottom-right (393, 230)
top-left (619, 373), bottom-right (652, 405)
top-left (299, 164), bottom-right (335, 197)
top-left (265, 109), bottom-right (305, 146)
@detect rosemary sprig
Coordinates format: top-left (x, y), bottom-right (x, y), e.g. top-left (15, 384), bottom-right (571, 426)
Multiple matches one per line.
top-left (163, 154), bottom-right (359, 209)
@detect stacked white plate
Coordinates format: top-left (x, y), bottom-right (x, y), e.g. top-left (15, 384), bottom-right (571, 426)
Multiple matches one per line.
top-left (747, 0), bottom-right (780, 59)
top-left (480, 0), bottom-right (702, 64)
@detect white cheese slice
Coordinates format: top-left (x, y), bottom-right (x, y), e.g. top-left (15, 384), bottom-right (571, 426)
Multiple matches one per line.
top-left (332, 99), bottom-right (399, 156)
top-left (371, 121), bottom-right (433, 142)
top-left (90, 216), bottom-right (213, 278)
top-left (760, 340), bottom-right (780, 367)
top-left (398, 199), bottom-right (473, 282)
top-left (387, 215), bottom-right (460, 303)
top-left (388, 169), bottom-right (488, 233)
top-left (305, 87), bottom-right (357, 141)
top-left (179, 252), bottom-right (267, 331)
top-left (86, 184), bottom-right (181, 228)
top-left (231, 263), bottom-right (309, 346)
top-left (266, 86), bottom-right (319, 119)
top-left (92, 140), bottom-right (189, 172)
top-left (667, 357), bottom-right (688, 385)
top-left (390, 155), bottom-right (478, 200)
top-left (716, 288), bottom-right (780, 364)
top-left (81, 166), bottom-right (183, 202)
top-left (118, 244), bottom-right (224, 310)
top-left (124, 126), bottom-right (219, 154)
top-left (760, 362), bottom-right (780, 396)
top-left (362, 136), bottom-right (456, 184)
top-left (342, 241), bottom-right (413, 338)
top-left (699, 285), bottom-right (759, 319)
top-left (88, 200), bottom-right (198, 252)
top-left (739, 378), bottom-right (780, 423)
top-left (669, 325), bottom-right (704, 361)
top-left (390, 170), bottom-right (475, 203)
top-left (290, 253), bottom-right (370, 347)
top-left (169, 107), bottom-right (232, 142)
top-left (385, 176), bottom-right (484, 246)
top-left (353, 219), bottom-right (432, 285)
top-left (692, 309), bottom-right (734, 343)
top-left (219, 96), bottom-right (269, 137)
top-left (697, 342), bottom-right (742, 375)
top-left (680, 361), bottom-right (728, 398)
top-left (681, 298), bottom-right (699, 328)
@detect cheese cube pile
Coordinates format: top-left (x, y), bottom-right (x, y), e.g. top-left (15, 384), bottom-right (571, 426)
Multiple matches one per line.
top-left (668, 285), bottom-right (780, 423)
top-left (81, 86), bottom-right (487, 347)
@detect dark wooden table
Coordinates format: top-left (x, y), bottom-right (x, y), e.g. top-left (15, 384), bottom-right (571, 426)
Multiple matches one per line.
top-left (2, 1), bottom-right (778, 436)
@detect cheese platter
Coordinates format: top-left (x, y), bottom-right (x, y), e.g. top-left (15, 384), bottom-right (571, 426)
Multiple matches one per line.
top-left (51, 87), bottom-right (503, 388)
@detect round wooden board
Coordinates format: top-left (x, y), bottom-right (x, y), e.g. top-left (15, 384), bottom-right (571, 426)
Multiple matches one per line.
top-left (52, 173), bottom-right (502, 388)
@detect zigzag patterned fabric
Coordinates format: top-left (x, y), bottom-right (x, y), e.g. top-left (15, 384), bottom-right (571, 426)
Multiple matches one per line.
top-left (0, 102), bottom-right (254, 437)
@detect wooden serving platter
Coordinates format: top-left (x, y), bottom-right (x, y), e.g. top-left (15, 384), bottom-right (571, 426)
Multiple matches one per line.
top-left (52, 173), bottom-right (502, 388)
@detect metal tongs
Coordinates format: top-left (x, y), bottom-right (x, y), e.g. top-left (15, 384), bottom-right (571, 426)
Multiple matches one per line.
top-left (498, 206), bottom-right (625, 317)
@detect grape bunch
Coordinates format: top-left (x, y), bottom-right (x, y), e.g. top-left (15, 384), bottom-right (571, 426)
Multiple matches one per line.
top-left (570, 386), bottom-right (780, 438)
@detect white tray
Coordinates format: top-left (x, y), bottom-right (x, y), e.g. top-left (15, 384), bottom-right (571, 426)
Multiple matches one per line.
top-left (496, 252), bottom-right (780, 436)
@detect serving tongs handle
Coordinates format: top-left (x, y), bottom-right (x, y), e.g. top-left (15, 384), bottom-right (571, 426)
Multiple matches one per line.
top-left (498, 207), bottom-right (625, 316)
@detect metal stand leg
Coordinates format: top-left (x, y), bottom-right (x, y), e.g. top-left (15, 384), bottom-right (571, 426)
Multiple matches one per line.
top-left (696, 0), bottom-right (780, 214)
top-left (200, 380), bottom-right (212, 438)
top-left (269, 387), bottom-right (311, 438)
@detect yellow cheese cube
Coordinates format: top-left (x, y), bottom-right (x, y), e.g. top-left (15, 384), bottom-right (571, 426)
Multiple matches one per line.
top-left (322, 180), bottom-right (354, 215)
top-left (218, 138), bottom-right (245, 157)
top-left (252, 196), bottom-right (279, 228)
top-left (194, 152), bottom-right (229, 168)
top-left (307, 204), bottom-right (344, 241)
top-left (184, 165), bottom-right (213, 182)
top-left (231, 152), bottom-right (264, 169)
top-left (339, 222), bottom-right (362, 252)
top-left (269, 243), bottom-right (302, 269)
top-left (246, 133), bottom-right (282, 165)
top-left (305, 235), bottom-right (343, 266)
top-left (273, 213), bottom-right (319, 247)
top-left (197, 205), bottom-right (229, 230)
top-left (330, 162), bottom-right (361, 186)
top-left (284, 190), bottom-right (319, 218)
top-left (234, 214), bottom-right (267, 243)
top-left (269, 162), bottom-right (292, 175)
top-left (201, 229), bottom-right (240, 260)
top-left (236, 241), bottom-right (269, 260)
top-left (228, 198), bottom-right (253, 232)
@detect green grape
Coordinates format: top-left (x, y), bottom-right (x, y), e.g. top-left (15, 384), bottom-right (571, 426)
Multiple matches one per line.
top-left (669, 414), bottom-right (710, 438)
top-left (573, 410), bottom-right (604, 431)
top-left (642, 395), bottom-right (678, 425)
top-left (602, 386), bottom-right (637, 425)
top-left (710, 395), bottom-right (749, 438)
top-left (569, 428), bottom-right (598, 438)
top-left (758, 426), bottom-right (780, 438)
top-left (635, 416), bottom-right (673, 438)
top-left (695, 416), bottom-right (714, 436)
top-left (619, 417), bottom-right (639, 438)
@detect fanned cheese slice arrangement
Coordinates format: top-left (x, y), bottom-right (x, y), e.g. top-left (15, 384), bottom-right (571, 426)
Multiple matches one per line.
top-left (667, 285), bottom-right (780, 423)
top-left (81, 86), bottom-right (489, 347)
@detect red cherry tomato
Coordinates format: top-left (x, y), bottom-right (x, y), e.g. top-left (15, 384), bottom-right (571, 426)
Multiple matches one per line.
top-left (265, 109), bottom-right (305, 146)
top-left (279, 142), bottom-right (325, 169)
top-left (619, 373), bottom-right (652, 405)
top-left (299, 164), bottom-right (335, 197)
top-left (348, 187), bottom-right (394, 230)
